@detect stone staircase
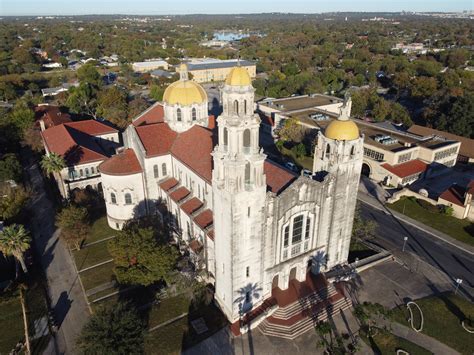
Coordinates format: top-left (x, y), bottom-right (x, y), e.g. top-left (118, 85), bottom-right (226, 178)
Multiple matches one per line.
top-left (258, 282), bottom-right (352, 340)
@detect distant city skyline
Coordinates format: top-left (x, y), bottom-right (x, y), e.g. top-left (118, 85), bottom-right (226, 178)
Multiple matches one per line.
top-left (0, 0), bottom-right (472, 16)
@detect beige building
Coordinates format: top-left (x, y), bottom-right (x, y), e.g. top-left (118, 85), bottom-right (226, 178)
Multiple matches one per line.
top-left (132, 60), bottom-right (169, 73)
top-left (184, 59), bottom-right (256, 83)
top-left (438, 181), bottom-right (474, 221)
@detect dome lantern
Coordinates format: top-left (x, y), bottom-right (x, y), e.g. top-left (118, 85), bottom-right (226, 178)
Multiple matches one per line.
top-left (324, 94), bottom-right (359, 141)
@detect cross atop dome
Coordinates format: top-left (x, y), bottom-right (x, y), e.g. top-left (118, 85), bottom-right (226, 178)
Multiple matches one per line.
top-left (178, 63), bottom-right (189, 81)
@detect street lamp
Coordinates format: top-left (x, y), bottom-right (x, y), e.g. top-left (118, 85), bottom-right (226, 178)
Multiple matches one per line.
top-left (402, 237), bottom-right (408, 252)
top-left (455, 278), bottom-right (463, 295)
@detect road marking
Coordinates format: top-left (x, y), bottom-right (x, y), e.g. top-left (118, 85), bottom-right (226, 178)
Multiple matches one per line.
top-left (358, 197), bottom-right (474, 256)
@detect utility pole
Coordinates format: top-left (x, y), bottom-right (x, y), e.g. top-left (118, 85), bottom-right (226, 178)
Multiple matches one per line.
top-left (402, 236), bottom-right (408, 252)
top-left (454, 278), bottom-right (463, 295)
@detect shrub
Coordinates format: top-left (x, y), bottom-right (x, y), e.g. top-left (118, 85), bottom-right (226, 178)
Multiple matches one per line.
top-left (416, 199), bottom-right (439, 213)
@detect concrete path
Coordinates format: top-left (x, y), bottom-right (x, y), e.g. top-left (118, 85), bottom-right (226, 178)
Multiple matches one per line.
top-left (26, 162), bottom-right (90, 354)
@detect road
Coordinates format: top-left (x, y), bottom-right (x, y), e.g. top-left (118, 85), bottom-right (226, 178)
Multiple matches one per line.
top-left (27, 161), bottom-right (90, 354)
top-left (358, 198), bottom-right (474, 300)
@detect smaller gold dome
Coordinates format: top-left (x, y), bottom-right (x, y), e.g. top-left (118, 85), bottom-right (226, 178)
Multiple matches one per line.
top-left (225, 66), bottom-right (252, 86)
top-left (325, 119), bottom-right (360, 141)
top-left (163, 80), bottom-right (207, 106)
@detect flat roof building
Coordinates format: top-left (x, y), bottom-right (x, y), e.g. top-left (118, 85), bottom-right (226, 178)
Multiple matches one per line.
top-left (182, 58), bottom-right (256, 83)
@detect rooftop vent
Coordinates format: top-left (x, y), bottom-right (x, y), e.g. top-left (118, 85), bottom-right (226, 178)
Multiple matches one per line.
top-left (374, 134), bottom-right (398, 145)
top-left (310, 113), bottom-right (329, 121)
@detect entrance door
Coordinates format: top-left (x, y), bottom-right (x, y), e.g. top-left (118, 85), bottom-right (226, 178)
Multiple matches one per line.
top-left (272, 275), bottom-right (279, 290)
top-left (361, 163), bottom-right (371, 178)
top-left (289, 267), bottom-right (297, 286)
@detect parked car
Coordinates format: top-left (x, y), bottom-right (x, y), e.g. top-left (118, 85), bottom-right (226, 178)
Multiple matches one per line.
top-left (302, 169), bottom-right (312, 177)
top-left (284, 162), bottom-right (298, 172)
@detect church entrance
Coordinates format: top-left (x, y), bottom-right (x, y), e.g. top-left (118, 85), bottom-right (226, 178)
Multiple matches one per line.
top-left (361, 163), bottom-right (371, 178)
top-left (289, 267), bottom-right (297, 286)
top-left (272, 275), bottom-right (279, 290)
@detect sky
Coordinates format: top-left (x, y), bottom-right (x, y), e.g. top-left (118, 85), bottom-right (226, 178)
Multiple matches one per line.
top-left (1, 0), bottom-right (472, 16)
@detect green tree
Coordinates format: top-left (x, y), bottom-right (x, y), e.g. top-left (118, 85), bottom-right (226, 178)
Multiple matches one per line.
top-left (293, 143), bottom-right (307, 158)
top-left (96, 86), bottom-right (129, 128)
top-left (65, 83), bottom-right (98, 118)
top-left (0, 154), bottom-right (22, 182)
top-left (8, 103), bottom-right (35, 138)
top-left (0, 184), bottom-right (30, 222)
top-left (441, 94), bottom-right (474, 138)
top-left (77, 63), bottom-right (102, 87)
top-left (21, 127), bottom-right (44, 153)
top-left (149, 84), bottom-right (165, 101)
top-left (278, 118), bottom-right (304, 142)
top-left (78, 302), bottom-right (145, 355)
top-left (371, 98), bottom-right (391, 121)
top-left (0, 224), bottom-right (31, 274)
top-left (40, 153), bottom-right (66, 175)
top-left (128, 98), bottom-right (149, 119)
top-left (387, 103), bottom-right (412, 127)
top-left (108, 227), bottom-right (178, 286)
top-left (410, 76), bottom-right (438, 98)
top-left (56, 205), bottom-right (89, 250)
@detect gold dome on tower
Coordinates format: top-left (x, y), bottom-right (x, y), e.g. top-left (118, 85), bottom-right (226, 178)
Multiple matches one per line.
top-left (324, 120), bottom-right (360, 141)
top-left (225, 66), bottom-right (252, 86)
top-left (163, 64), bottom-right (207, 106)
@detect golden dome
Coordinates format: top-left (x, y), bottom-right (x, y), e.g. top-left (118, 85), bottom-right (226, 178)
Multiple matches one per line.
top-left (325, 119), bottom-right (360, 141)
top-left (163, 80), bottom-right (207, 106)
top-left (225, 66), bottom-right (252, 86)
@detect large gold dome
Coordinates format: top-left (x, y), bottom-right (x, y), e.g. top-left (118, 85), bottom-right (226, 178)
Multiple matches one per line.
top-left (225, 66), bottom-right (252, 86)
top-left (163, 80), bottom-right (207, 106)
top-left (325, 119), bottom-right (360, 141)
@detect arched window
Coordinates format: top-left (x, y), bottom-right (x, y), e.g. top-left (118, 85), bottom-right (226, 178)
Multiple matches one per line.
top-left (153, 165), bottom-right (159, 178)
top-left (124, 193), bottom-right (132, 205)
top-left (292, 215), bottom-right (304, 243)
top-left (162, 163), bottom-right (167, 176)
top-left (110, 193), bottom-right (117, 204)
top-left (192, 108), bottom-right (197, 121)
top-left (85, 168), bottom-right (89, 176)
top-left (244, 100), bottom-right (247, 114)
top-left (91, 167), bottom-right (95, 174)
top-left (223, 128), bottom-right (228, 146)
top-left (233, 100), bottom-right (239, 115)
top-left (244, 162), bottom-right (251, 184)
top-left (243, 129), bottom-right (251, 150)
top-left (177, 108), bottom-right (182, 122)
top-left (350, 146), bottom-right (355, 156)
top-left (283, 226), bottom-right (289, 247)
top-left (68, 171), bottom-right (74, 180)
top-left (325, 144), bottom-right (331, 157)
top-left (305, 218), bottom-right (311, 240)
top-left (79, 169), bottom-right (83, 177)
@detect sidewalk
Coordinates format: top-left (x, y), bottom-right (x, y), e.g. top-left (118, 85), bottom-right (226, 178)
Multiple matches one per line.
top-left (357, 191), bottom-right (474, 255)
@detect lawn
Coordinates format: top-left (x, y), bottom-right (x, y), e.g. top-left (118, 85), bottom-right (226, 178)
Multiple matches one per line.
top-left (79, 261), bottom-right (116, 292)
top-left (73, 242), bottom-right (112, 271)
top-left (85, 216), bottom-right (116, 245)
top-left (147, 294), bottom-right (193, 329)
top-left (280, 146), bottom-right (313, 170)
top-left (389, 197), bottom-right (474, 247)
top-left (391, 292), bottom-right (474, 355)
top-left (362, 328), bottom-right (431, 355)
top-left (348, 239), bottom-right (377, 263)
top-left (0, 291), bottom-right (24, 354)
top-left (145, 303), bottom-right (228, 354)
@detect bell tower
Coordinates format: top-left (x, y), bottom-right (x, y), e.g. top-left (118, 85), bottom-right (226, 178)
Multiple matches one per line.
top-left (212, 66), bottom-right (267, 324)
top-left (313, 95), bottom-right (364, 269)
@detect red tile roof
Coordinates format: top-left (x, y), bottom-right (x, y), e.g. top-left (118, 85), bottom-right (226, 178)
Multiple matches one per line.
top-left (35, 105), bottom-right (71, 129)
top-left (169, 186), bottom-right (191, 202)
top-left (99, 149), bottom-right (142, 176)
top-left (135, 123), bottom-right (178, 157)
top-left (264, 160), bottom-right (297, 194)
top-left (439, 184), bottom-right (466, 207)
top-left (171, 125), bottom-right (215, 183)
top-left (181, 197), bottom-right (203, 215)
top-left (381, 159), bottom-right (428, 178)
top-left (159, 177), bottom-right (179, 191)
top-left (64, 120), bottom-right (118, 136)
top-left (41, 123), bottom-right (108, 165)
top-left (468, 180), bottom-right (474, 195)
top-left (206, 229), bottom-right (214, 241)
top-left (194, 209), bottom-right (213, 230)
top-left (132, 103), bottom-right (164, 126)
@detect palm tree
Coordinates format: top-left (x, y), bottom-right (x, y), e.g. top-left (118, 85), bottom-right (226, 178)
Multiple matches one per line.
top-left (40, 152), bottom-right (66, 175)
top-left (0, 224), bottom-right (31, 274)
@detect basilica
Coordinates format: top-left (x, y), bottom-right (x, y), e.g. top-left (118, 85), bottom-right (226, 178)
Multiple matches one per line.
top-left (98, 64), bottom-right (363, 337)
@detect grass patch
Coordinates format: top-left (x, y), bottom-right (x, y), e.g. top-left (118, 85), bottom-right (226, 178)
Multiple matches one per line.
top-left (391, 292), bottom-right (474, 355)
top-left (389, 197), bottom-right (474, 246)
top-left (147, 294), bottom-right (192, 329)
top-left (80, 262), bottom-right (116, 292)
top-left (88, 286), bottom-right (119, 303)
top-left (280, 146), bottom-right (313, 170)
top-left (86, 216), bottom-right (115, 245)
top-left (362, 328), bottom-right (431, 355)
top-left (146, 303), bottom-right (228, 354)
top-left (348, 239), bottom-right (377, 263)
top-left (0, 291), bottom-right (24, 354)
top-left (73, 242), bottom-right (112, 271)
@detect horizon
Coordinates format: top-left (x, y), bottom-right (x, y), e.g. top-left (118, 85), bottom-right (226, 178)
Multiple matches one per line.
top-left (1, 0), bottom-right (472, 16)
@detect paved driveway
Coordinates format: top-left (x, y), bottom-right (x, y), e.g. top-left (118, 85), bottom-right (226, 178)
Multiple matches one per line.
top-left (27, 162), bottom-right (90, 354)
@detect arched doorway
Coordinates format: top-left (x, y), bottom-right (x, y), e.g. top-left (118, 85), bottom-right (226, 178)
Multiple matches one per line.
top-left (272, 275), bottom-right (279, 290)
top-left (289, 267), bottom-right (297, 286)
top-left (361, 163), bottom-right (371, 178)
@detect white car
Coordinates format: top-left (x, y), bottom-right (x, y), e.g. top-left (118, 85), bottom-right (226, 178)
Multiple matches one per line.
top-left (284, 162), bottom-right (298, 172)
top-left (302, 169), bottom-right (312, 177)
